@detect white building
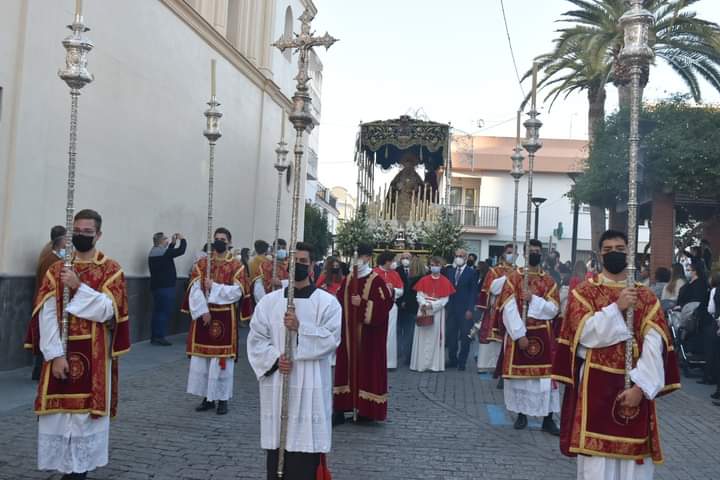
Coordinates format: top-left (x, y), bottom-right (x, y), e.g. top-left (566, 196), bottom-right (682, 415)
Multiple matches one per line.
top-left (447, 135), bottom-right (648, 265)
top-left (330, 186), bottom-right (356, 221)
top-left (0, 0), bottom-right (324, 369)
top-left (310, 183), bottom-right (340, 235)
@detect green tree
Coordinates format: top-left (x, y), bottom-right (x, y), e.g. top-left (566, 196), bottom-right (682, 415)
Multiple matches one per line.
top-left (303, 202), bottom-right (332, 260)
top-left (422, 209), bottom-right (465, 263)
top-left (530, 0), bottom-right (720, 244)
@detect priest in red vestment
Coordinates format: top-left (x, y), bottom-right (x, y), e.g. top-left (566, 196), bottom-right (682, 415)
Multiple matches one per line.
top-left (373, 251), bottom-right (405, 369)
top-left (333, 243), bottom-right (394, 424)
top-left (553, 230), bottom-right (680, 479)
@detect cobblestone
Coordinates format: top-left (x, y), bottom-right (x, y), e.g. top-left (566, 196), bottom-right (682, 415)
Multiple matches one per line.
top-left (0, 330), bottom-right (717, 479)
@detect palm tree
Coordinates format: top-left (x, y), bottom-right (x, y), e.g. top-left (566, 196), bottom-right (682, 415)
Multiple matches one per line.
top-left (527, 0), bottom-right (720, 246)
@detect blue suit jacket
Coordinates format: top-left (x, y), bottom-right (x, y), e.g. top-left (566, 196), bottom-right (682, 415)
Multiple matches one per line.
top-left (445, 265), bottom-right (479, 314)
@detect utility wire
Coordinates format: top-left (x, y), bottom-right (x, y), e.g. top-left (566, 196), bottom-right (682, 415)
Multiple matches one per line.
top-left (500, 0), bottom-right (526, 100)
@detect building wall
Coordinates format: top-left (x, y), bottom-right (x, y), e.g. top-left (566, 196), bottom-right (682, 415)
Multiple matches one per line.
top-left (0, 0), bottom-right (319, 369)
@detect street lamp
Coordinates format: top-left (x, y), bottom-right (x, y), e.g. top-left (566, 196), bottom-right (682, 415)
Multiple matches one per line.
top-left (531, 197), bottom-right (546, 239)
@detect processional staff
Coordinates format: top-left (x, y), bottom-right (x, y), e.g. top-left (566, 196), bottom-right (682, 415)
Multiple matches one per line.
top-left (272, 9), bottom-right (337, 478)
top-left (58, 0), bottom-right (94, 356)
top-left (203, 59), bottom-right (222, 289)
top-left (619, 0), bottom-right (654, 389)
top-left (511, 110), bottom-right (525, 266)
top-left (272, 113), bottom-right (290, 289)
top-left (521, 63), bottom-right (543, 325)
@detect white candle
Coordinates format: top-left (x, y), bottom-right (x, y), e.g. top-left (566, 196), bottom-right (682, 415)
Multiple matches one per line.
top-left (76, 0), bottom-right (83, 17)
top-left (531, 62), bottom-right (538, 109)
top-left (281, 110), bottom-right (286, 141)
top-left (211, 59), bottom-right (216, 98)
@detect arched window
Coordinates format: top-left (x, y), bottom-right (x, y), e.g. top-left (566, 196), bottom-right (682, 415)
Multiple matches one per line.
top-left (283, 6), bottom-right (293, 62)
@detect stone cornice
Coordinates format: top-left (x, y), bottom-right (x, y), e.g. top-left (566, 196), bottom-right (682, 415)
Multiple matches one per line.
top-left (160, 0), bottom-right (292, 111)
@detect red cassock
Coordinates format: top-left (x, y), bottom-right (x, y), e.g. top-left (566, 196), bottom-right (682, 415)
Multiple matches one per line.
top-left (497, 268), bottom-right (559, 379)
top-left (552, 275), bottom-right (681, 463)
top-left (333, 270), bottom-right (394, 420)
top-left (316, 273), bottom-right (343, 296)
top-left (182, 252), bottom-right (247, 364)
top-left (24, 251), bottom-right (131, 418)
top-left (476, 263), bottom-right (515, 343)
top-left (372, 266), bottom-right (404, 295)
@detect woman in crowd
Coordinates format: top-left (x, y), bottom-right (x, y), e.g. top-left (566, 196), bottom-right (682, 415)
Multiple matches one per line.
top-left (662, 263), bottom-right (687, 306)
top-left (316, 256), bottom-right (344, 296)
top-left (410, 256), bottom-right (455, 372)
top-left (652, 266), bottom-right (671, 300)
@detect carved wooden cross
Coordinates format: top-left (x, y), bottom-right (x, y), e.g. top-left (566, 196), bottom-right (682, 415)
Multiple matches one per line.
top-left (272, 8), bottom-right (338, 89)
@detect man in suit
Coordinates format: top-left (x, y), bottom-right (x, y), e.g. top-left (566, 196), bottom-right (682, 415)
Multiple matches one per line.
top-left (445, 248), bottom-right (479, 370)
top-left (396, 252), bottom-right (419, 366)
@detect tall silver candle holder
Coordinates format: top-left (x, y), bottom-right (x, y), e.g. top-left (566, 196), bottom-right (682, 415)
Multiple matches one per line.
top-left (58, 6), bottom-right (94, 356)
top-left (511, 110), bottom-right (525, 266)
top-left (619, 0), bottom-right (654, 390)
top-left (203, 61), bottom-right (222, 285)
top-left (272, 8), bottom-right (337, 477)
top-left (271, 133), bottom-right (290, 289)
top-left (521, 64), bottom-right (543, 325)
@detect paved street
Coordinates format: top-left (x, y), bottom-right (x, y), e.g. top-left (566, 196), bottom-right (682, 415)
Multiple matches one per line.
top-left (1, 329), bottom-right (718, 480)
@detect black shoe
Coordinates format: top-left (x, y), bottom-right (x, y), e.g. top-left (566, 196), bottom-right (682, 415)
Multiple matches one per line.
top-left (457, 364), bottom-right (466, 371)
top-left (332, 412), bottom-right (345, 427)
top-left (156, 337), bottom-right (172, 346)
top-left (513, 413), bottom-right (527, 430)
top-left (447, 360), bottom-right (457, 369)
top-left (496, 378), bottom-right (504, 390)
top-left (542, 415), bottom-right (560, 436)
top-left (355, 415), bottom-right (373, 424)
top-left (216, 400), bottom-right (228, 415)
top-left (713, 400), bottom-right (720, 407)
top-left (711, 391), bottom-right (720, 400)
top-left (195, 399), bottom-right (215, 412)
top-left (61, 473), bottom-right (87, 480)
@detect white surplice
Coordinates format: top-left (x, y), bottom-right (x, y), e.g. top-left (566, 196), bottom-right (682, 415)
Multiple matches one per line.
top-left (502, 293), bottom-right (561, 416)
top-left (247, 287), bottom-right (342, 453)
top-left (386, 286), bottom-right (403, 369)
top-left (477, 276), bottom-right (506, 371)
top-left (410, 292), bottom-right (449, 372)
top-left (575, 302), bottom-right (665, 480)
top-left (37, 284), bottom-right (115, 474)
top-left (186, 280), bottom-right (243, 401)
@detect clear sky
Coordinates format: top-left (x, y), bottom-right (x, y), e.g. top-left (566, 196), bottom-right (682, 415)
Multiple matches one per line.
top-left (311, 0), bottom-right (720, 195)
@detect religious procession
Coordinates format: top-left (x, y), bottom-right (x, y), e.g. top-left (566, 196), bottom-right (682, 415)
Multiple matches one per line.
top-left (1, 1), bottom-right (719, 479)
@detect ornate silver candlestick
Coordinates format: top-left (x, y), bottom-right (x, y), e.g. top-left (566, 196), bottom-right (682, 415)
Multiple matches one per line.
top-left (271, 132), bottom-right (290, 289)
top-left (511, 110), bottom-right (525, 266)
top-left (58, 6), bottom-right (94, 356)
top-left (521, 64), bottom-right (543, 325)
top-left (619, 0), bottom-right (654, 389)
top-left (272, 8), bottom-right (337, 477)
top-left (203, 60), bottom-right (222, 285)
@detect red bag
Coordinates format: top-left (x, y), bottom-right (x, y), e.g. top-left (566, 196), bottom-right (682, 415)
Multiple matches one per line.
top-left (416, 315), bottom-right (434, 327)
top-left (316, 454), bottom-right (331, 480)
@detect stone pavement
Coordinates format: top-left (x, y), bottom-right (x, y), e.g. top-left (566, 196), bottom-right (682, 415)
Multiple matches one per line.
top-left (0, 330), bottom-right (718, 480)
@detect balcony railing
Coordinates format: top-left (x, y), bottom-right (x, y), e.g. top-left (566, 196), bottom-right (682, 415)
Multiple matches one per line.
top-left (447, 205), bottom-right (499, 230)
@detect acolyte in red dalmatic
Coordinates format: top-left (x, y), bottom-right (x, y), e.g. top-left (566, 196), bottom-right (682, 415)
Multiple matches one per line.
top-left (25, 251), bottom-right (131, 418)
top-left (476, 263), bottom-right (515, 343)
top-left (333, 269), bottom-right (394, 420)
top-left (552, 275), bottom-right (681, 463)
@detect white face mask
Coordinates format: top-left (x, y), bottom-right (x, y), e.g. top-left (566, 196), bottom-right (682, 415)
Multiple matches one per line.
top-left (390, 261), bottom-right (398, 270)
top-left (505, 253), bottom-right (514, 263)
top-left (356, 258), bottom-right (367, 268)
top-left (276, 249), bottom-right (288, 260)
top-left (455, 257), bottom-right (466, 267)
top-left (401, 258), bottom-right (410, 267)
top-left (430, 265), bottom-right (442, 274)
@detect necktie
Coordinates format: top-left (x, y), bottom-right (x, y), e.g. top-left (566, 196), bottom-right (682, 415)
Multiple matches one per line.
top-left (455, 267), bottom-right (461, 285)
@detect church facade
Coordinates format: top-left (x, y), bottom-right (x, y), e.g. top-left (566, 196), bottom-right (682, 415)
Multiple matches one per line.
top-left (0, 0), bottom-right (322, 369)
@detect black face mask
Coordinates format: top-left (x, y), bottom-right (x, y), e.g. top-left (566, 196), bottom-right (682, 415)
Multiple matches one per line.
top-left (528, 252), bottom-right (542, 267)
top-left (72, 234), bottom-right (95, 253)
top-left (213, 239), bottom-right (227, 254)
top-left (330, 267), bottom-right (340, 275)
top-left (603, 251), bottom-right (627, 275)
top-left (295, 263), bottom-right (309, 282)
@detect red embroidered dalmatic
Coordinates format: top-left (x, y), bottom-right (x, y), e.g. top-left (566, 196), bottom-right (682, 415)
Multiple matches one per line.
top-left (553, 275), bottom-right (681, 463)
top-left (256, 258), bottom-right (289, 294)
top-left (316, 273), bottom-right (343, 296)
top-left (182, 252), bottom-right (246, 360)
top-left (476, 263), bottom-right (515, 343)
top-left (333, 270), bottom-right (394, 420)
top-left (497, 268), bottom-right (559, 379)
top-left (24, 251), bottom-right (130, 418)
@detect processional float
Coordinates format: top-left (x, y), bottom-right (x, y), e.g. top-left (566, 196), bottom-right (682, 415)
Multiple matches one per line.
top-left (271, 8), bottom-right (337, 477)
top-left (58, 0), bottom-right (94, 355)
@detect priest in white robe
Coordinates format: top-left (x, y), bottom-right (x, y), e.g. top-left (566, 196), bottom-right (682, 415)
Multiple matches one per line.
top-left (410, 257), bottom-right (455, 372)
top-left (248, 242), bottom-right (342, 480)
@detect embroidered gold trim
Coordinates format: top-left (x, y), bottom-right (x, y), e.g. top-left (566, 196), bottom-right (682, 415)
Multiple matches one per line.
top-left (359, 390), bottom-right (387, 404)
top-left (333, 385), bottom-right (350, 395)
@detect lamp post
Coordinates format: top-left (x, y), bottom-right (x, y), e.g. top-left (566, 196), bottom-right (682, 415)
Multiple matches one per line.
top-left (567, 172), bottom-right (582, 269)
top-left (619, 0), bottom-right (654, 390)
top-left (531, 197), bottom-right (546, 240)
